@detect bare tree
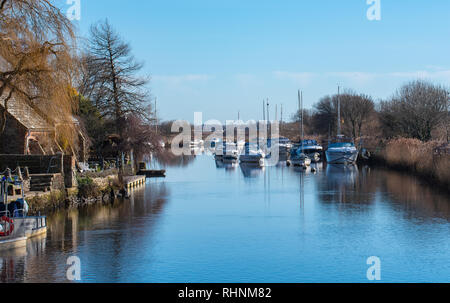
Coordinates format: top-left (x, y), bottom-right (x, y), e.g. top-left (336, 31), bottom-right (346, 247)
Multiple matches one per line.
top-left (380, 80), bottom-right (449, 141)
top-left (311, 91), bottom-right (374, 139)
top-left (0, 0), bottom-right (76, 135)
top-left (312, 95), bottom-right (337, 136)
top-left (82, 20), bottom-right (152, 135)
top-left (340, 92), bottom-right (375, 139)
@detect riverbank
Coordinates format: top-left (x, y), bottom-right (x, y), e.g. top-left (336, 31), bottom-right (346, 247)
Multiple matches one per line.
top-left (26, 173), bottom-right (123, 214)
top-left (363, 138), bottom-right (450, 192)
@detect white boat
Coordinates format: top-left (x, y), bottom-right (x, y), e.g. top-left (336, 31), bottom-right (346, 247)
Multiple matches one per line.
top-left (214, 142), bottom-right (239, 162)
top-left (239, 143), bottom-right (265, 166)
top-left (325, 138), bottom-right (359, 164)
top-left (288, 90), bottom-right (312, 168)
top-left (1, 175), bottom-right (47, 251)
top-left (325, 86), bottom-right (359, 165)
top-left (265, 137), bottom-right (292, 157)
top-left (297, 139), bottom-right (323, 162)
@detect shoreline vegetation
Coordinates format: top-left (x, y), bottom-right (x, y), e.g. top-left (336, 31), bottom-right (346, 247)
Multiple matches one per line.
top-left (371, 138), bottom-right (450, 192)
top-left (27, 171), bottom-right (123, 214)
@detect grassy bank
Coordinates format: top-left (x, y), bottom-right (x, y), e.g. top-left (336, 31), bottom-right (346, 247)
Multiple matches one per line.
top-left (370, 138), bottom-right (450, 190)
top-left (26, 174), bottom-right (121, 214)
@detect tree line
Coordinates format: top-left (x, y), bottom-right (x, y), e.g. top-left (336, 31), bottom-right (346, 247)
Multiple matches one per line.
top-left (294, 81), bottom-right (449, 143)
top-left (1, 0), bottom-right (448, 164)
top-left (0, 0), bottom-right (160, 163)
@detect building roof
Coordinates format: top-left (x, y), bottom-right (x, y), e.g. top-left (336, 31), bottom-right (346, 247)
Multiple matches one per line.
top-left (0, 94), bottom-right (53, 131)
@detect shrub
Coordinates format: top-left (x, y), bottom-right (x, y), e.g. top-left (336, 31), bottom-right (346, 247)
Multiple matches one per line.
top-left (77, 177), bottom-right (100, 199)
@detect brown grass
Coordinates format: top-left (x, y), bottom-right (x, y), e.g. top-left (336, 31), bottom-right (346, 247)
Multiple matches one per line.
top-left (381, 138), bottom-right (450, 188)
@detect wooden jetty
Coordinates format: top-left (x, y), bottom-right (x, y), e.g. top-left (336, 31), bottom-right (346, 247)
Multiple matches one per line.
top-left (123, 175), bottom-right (146, 189)
top-left (137, 162), bottom-right (166, 178)
top-left (137, 169), bottom-right (166, 178)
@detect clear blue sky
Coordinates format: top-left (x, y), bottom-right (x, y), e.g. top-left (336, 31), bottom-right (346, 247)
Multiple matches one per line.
top-left (70, 0), bottom-right (450, 122)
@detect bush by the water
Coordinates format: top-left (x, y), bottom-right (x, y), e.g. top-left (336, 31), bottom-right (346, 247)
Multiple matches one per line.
top-left (77, 177), bottom-right (100, 199)
top-left (382, 138), bottom-right (450, 187)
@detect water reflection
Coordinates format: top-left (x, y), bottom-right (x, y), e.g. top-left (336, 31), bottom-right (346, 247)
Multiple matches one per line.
top-left (240, 163), bottom-right (265, 178)
top-left (1, 182), bottom-right (170, 283)
top-left (1, 156), bottom-right (449, 283)
top-left (215, 160), bottom-right (238, 170)
top-left (378, 169), bottom-right (450, 220)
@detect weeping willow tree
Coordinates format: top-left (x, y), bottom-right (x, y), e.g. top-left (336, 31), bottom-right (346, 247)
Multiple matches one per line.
top-left (0, 0), bottom-right (78, 151)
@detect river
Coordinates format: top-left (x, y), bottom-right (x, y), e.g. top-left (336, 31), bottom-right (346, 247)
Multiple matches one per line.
top-left (1, 155), bottom-right (449, 282)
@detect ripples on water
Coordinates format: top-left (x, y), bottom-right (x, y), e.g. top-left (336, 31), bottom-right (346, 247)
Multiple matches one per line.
top-left (1, 155), bottom-right (449, 283)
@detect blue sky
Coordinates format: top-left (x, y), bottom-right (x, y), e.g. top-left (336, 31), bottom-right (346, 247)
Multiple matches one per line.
top-left (68, 0), bottom-right (450, 122)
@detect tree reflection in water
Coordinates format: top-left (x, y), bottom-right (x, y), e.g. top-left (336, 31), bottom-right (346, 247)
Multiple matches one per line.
top-left (0, 182), bottom-right (170, 283)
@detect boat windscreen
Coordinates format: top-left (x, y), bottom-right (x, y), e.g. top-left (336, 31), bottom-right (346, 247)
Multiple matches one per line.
top-left (329, 142), bottom-right (355, 148)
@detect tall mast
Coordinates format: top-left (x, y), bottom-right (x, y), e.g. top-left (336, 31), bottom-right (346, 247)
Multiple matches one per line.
top-left (301, 91), bottom-right (304, 142)
top-left (298, 90), bottom-right (304, 144)
top-left (263, 100), bottom-right (266, 121)
top-left (155, 97), bottom-right (158, 133)
top-left (337, 85), bottom-right (341, 136)
top-left (266, 99), bottom-right (270, 137)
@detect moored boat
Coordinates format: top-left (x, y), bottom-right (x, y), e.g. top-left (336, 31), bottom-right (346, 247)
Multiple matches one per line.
top-left (0, 173), bottom-right (47, 251)
top-left (214, 142), bottom-right (239, 162)
top-left (265, 137), bottom-right (292, 158)
top-left (288, 147), bottom-right (312, 167)
top-left (239, 142), bottom-right (265, 166)
top-left (324, 86), bottom-right (359, 165)
top-left (325, 136), bottom-right (359, 164)
top-left (297, 139), bottom-right (323, 162)
top-left (288, 90), bottom-right (312, 168)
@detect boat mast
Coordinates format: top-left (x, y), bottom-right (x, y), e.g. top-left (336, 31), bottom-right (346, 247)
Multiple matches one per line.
top-left (267, 98), bottom-right (270, 137)
top-left (275, 104), bottom-right (278, 122)
top-left (301, 92), bottom-right (304, 142)
top-left (298, 90), bottom-right (304, 146)
top-left (337, 85), bottom-right (341, 136)
top-left (263, 100), bottom-right (266, 121)
top-left (155, 97), bottom-right (158, 134)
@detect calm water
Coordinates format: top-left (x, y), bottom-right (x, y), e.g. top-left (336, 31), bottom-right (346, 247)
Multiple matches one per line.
top-left (1, 155), bottom-right (449, 283)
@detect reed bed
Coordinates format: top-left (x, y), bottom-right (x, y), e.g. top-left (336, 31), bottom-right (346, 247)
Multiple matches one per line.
top-left (381, 138), bottom-right (450, 188)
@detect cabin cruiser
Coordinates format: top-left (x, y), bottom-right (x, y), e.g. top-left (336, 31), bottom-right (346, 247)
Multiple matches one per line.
top-left (296, 139), bottom-right (323, 162)
top-left (288, 146), bottom-right (312, 167)
top-left (325, 136), bottom-right (359, 164)
top-left (325, 86), bottom-right (359, 165)
top-left (239, 142), bottom-right (265, 166)
top-left (214, 142), bottom-right (239, 162)
top-left (266, 137), bottom-right (292, 157)
top-left (0, 174), bottom-right (47, 251)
